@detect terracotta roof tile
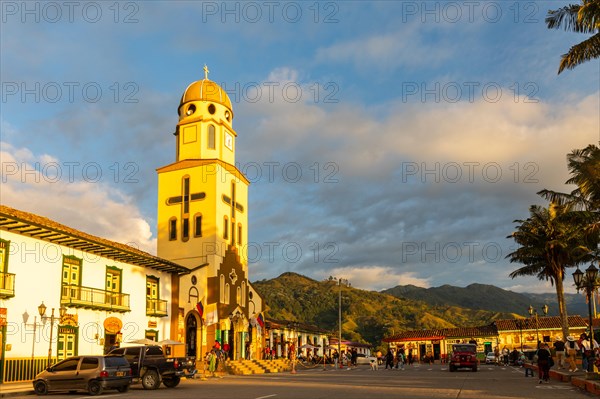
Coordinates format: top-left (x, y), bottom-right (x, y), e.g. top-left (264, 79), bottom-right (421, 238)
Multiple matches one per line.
top-left (383, 316), bottom-right (588, 342)
top-left (0, 204), bottom-right (189, 274)
top-left (493, 316), bottom-right (587, 331)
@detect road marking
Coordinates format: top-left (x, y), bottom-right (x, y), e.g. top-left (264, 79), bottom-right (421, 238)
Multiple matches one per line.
top-left (256, 395), bottom-right (278, 399)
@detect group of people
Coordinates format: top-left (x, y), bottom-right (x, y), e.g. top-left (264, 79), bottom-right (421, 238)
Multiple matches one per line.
top-left (382, 347), bottom-right (409, 370)
top-left (535, 333), bottom-right (599, 384)
top-left (331, 348), bottom-right (359, 369)
top-left (493, 346), bottom-right (526, 366)
top-left (204, 340), bottom-right (229, 377)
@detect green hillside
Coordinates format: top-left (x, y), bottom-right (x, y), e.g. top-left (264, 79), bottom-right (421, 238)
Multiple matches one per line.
top-left (252, 273), bottom-right (515, 349)
top-left (383, 283), bottom-right (587, 317)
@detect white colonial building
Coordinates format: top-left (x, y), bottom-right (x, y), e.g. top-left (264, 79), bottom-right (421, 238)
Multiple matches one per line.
top-left (0, 205), bottom-right (189, 383)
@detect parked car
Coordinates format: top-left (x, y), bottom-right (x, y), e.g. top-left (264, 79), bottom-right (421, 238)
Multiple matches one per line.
top-left (108, 345), bottom-right (192, 389)
top-left (32, 355), bottom-right (131, 396)
top-left (485, 352), bottom-right (497, 364)
top-left (449, 344), bottom-right (478, 372)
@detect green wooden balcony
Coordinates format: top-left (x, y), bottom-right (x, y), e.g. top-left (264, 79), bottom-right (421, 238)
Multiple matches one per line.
top-left (61, 284), bottom-right (130, 312)
top-left (146, 298), bottom-right (168, 317)
top-left (0, 272), bottom-right (15, 298)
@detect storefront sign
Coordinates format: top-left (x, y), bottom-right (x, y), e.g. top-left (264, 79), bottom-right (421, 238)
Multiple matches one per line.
top-left (0, 308), bottom-right (6, 327)
top-left (104, 317), bottom-right (122, 334)
top-left (148, 321), bottom-right (157, 328)
top-left (60, 313), bottom-right (78, 327)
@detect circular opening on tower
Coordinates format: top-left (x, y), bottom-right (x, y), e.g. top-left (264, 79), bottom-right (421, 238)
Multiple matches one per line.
top-left (225, 110), bottom-right (230, 121)
top-left (186, 104), bottom-right (196, 116)
top-left (208, 104), bottom-right (216, 115)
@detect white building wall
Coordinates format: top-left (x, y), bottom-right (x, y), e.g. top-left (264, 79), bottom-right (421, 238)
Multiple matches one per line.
top-left (0, 230), bottom-right (173, 359)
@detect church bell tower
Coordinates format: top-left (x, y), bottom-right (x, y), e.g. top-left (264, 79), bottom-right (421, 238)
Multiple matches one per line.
top-left (156, 66), bottom-right (252, 360)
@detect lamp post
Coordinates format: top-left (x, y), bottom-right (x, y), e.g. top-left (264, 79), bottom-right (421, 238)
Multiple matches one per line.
top-left (337, 278), bottom-right (350, 367)
top-left (573, 264), bottom-right (600, 374)
top-left (22, 312), bottom-right (40, 361)
top-left (38, 302), bottom-right (67, 367)
top-left (516, 319), bottom-right (524, 352)
top-left (528, 304), bottom-right (548, 349)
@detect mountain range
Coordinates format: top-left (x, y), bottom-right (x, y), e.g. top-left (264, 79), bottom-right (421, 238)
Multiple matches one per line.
top-left (252, 272), bottom-right (589, 350)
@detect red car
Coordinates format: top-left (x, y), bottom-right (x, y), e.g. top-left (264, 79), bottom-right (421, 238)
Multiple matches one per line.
top-left (449, 344), bottom-right (478, 372)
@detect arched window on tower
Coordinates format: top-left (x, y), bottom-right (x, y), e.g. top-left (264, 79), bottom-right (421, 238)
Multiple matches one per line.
top-left (236, 286), bottom-right (241, 306)
top-left (237, 224), bottom-right (242, 246)
top-left (241, 281), bottom-right (246, 307)
top-left (182, 217), bottom-right (189, 242)
top-left (223, 216), bottom-right (229, 239)
top-left (220, 275), bottom-right (225, 303)
top-left (208, 125), bottom-right (215, 149)
top-left (225, 283), bottom-right (230, 305)
top-left (169, 217), bottom-right (177, 241)
top-left (194, 213), bottom-right (202, 237)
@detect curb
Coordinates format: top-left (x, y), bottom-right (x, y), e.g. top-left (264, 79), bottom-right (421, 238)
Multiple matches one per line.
top-left (526, 364), bottom-right (600, 395)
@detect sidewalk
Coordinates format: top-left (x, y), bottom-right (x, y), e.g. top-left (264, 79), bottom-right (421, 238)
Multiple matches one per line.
top-left (0, 382), bottom-right (32, 398)
top-left (526, 364), bottom-right (600, 395)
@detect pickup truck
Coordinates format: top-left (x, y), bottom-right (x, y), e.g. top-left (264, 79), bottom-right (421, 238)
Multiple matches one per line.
top-left (108, 345), bottom-right (194, 389)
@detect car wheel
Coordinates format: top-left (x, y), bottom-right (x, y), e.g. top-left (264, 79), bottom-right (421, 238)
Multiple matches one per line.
top-left (117, 384), bottom-right (130, 393)
top-left (449, 365), bottom-right (455, 372)
top-left (142, 370), bottom-right (160, 390)
top-left (88, 380), bottom-right (103, 396)
top-left (162, 376), bottom-right (181, 388)
top-left (33, 380), bottom-right (48, 395)
top-left (472, 366), bottom-right (477, 372)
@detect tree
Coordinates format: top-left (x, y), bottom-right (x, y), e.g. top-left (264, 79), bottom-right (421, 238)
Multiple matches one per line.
top-left (546, 0), bottom-right (600, 74)
top-left (507, 203), bottom-right (594, 341)
top-left (539, 144), bottom-right (600, 212)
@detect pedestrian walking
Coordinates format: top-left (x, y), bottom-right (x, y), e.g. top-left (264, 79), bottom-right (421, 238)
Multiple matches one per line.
top-left (565, 336), bottom-right (580, 372)
top-left (536, 343), bottom-right (552, 383)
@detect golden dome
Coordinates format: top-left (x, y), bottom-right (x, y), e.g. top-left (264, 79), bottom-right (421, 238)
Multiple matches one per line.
top-left (179, 79), bottom-right (233, 112)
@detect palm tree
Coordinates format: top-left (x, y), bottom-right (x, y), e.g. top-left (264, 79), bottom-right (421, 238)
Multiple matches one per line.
top-left (507, 203), bottom-right (594, 340)
top-left (546, 0), bottom-right (600, 74)
top-left (539, 144), bottom-right (600, 211)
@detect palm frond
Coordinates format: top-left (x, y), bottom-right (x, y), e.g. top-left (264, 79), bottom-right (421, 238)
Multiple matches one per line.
top-left (546, 4), bottom-right (587, 31)
top-left (558, 32), bottom-right (600, 73)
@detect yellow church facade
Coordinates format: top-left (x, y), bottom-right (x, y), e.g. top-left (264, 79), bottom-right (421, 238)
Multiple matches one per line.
top-left (157, 67), bottom-right (263, 362)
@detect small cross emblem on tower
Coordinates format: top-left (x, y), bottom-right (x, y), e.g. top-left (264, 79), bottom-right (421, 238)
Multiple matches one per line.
top-left (203, 64), bottom-right (209, 80)
top-left (166, 177), bottom-right (205, 214)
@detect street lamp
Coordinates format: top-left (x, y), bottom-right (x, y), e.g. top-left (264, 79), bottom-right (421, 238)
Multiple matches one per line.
top-left (38, 302), bottom-right (67, 367)
top-left (515, 319), bottom-right (524, 352)
top-left (337, 278), bottom-right (350, 367)
top-left (22, 311), bottom-right (40, 361)
top-left (528, 304), bottom-right (548, 349)
top-left (573, 264), bottom-right (600, 374)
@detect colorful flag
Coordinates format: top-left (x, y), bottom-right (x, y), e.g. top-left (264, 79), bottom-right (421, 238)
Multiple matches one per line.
top-left (257, 313), bottom-right (265, 329)
top-left (196, 301), bottom-right (204, 318)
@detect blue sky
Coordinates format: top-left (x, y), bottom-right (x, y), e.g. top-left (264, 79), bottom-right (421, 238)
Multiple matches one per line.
top-left (2, 1), bottom-right (599, 295)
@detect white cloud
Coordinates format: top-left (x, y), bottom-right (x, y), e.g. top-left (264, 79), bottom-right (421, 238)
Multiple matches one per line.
top-left (0, 142), bottom-right (156, 254)
top-left (314, 25), bottom-right (454, 72)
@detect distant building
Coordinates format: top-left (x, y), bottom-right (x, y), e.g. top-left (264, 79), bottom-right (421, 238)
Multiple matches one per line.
top-left (265, 319), bottom-right (330, 358)
top-left (383, 316), bottom-right (588, 361)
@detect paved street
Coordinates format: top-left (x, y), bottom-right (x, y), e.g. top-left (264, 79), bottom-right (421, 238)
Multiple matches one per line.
top-left (4, 363), bottom-right (593, 399)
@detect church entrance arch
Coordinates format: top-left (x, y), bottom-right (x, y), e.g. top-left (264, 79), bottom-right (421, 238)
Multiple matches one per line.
top-left (185, 313), bottom-right (198, 358)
